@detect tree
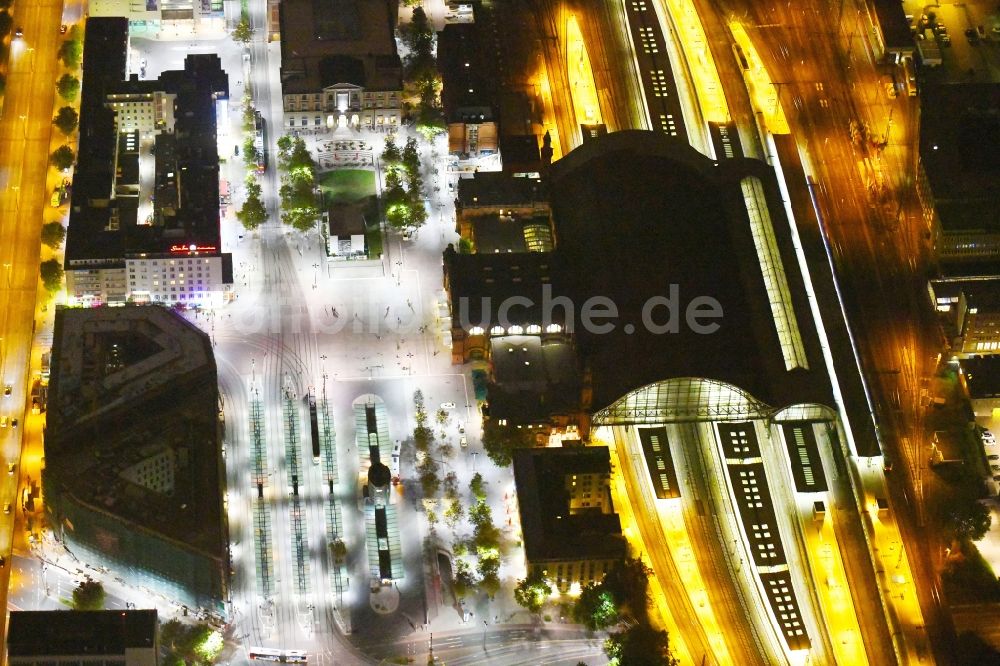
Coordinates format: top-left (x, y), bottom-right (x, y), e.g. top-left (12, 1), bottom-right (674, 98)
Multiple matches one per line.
top-left (470, 472), bottom-right (486, 500)
top-left (443, 471), bottom-right (459, 500)
top-left (436, 407), bottom-right (449, 427)
top-left (41, 222), bottom-right (66, 249)
top-left (514, 569), bottom-right (553, 613)
top-left (50, 145), bottom-right (75, 171)
top-left (0, 73), bottom-right (6, 96)
top-left (232, 15), bottom-right (253, 44)
top-left (603, 625), bottom-right (678, 666)
top-left (444, 499), bottom-right (464, 529)
top-left (237, 177), bottom-right (267, 230)
top-left (414, 423), bottom-right (433, 453)
top-left (470, 499), bottom-right (500, 550)
top-left (71, 580), bottom-right (105, 610)
top-left (40, 259), bottom-right (64, 293)
top-left (402, 8), bottom-right (434, 60)
top-left (603, 558), bottom-right (652, 623)
top-left (402, 136), bottom-right (421, 182)
top-left (574, 583), bottom-right (619, 631)
top-left (481, 419), bottom-right (534, 467)
top-left (944, 495), bottom-right (992, 542)
top-left (281, 204), bottom-right (321, 232)
top-left (56, 74), bottom-right (80, 101)
top-left (418, 453), bottom-right (440, 497)
top-left (53, 106), bottom-right (79, 135)
top-left (477, 547), bottom-right (501, 599)
top-left (381, 134), bottom-right (402, 169)
top-left (0, 10), bottom-right (12, 37)
top-left (160, 620), bottom-right (222, 666)
top-left (453, 558), bottom-right (477, 599)
top-left (58, 38), bottom-right (83, 69)
top-left (416, 105), bottom-right (447, 141)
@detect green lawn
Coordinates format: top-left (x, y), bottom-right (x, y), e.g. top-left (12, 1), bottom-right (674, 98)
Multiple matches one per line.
top-left (320, 169), bottom-right (376, 206)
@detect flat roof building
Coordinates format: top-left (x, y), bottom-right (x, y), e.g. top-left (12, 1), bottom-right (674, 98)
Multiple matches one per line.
top-left (439, 22), bottom-right (498, 159)
top-left (919, 83), bottom-right (1000, 273)
top-left (65, 18), bottom-right (232, 307)
top-left (8, 610), bottom-right (158, 666)
top-left (44, 305), bottom-right (227, 612)
top-left (513, 446), bottom-right (625, 592)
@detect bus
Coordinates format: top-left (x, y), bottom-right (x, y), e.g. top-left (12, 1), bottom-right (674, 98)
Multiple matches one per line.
top-left (248, 649), bottom-right (307, 664)
top-left (308, 388), bottom-right (320, 464)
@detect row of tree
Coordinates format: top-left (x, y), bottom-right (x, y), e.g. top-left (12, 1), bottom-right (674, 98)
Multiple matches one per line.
top-left (401, 8), bottom-right (446, 140)
top-left (381, 134), bottom-right (427, 233)
top-left (276, 134), bottom-right (321, 231)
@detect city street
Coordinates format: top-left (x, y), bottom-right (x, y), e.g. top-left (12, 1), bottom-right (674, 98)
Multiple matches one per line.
top-left (0, 0), bottom-right (78, 650)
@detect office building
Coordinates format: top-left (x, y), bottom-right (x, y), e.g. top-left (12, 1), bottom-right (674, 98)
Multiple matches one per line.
top-left (43, 306), bottom-right (228, 612)
top-left (8, 610), bottom-right (159, 666)
top-left (64, 18), bottom-right (233, 307)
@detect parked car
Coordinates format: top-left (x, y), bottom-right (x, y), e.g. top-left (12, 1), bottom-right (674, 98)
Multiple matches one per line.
top-left (60, 24), bottom-right (67, 34)
top-left (989, 454), bottom-right (1000, 461)
top-left (440, 402), bottom-right (456, 409)
top-left (0, 416), bottom-right (7, 428)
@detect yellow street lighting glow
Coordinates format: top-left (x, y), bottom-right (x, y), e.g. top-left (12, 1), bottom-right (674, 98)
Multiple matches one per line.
top-left (595, 429), bottom-right (695, 666)
top-left (565, 15), bottom-right (602, 128)
top-left (729, 22), bottom-right (790, 135)
top-left (657, 0), bottom-right (727, 123)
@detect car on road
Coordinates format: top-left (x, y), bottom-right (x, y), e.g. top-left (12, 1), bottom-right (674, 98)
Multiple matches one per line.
top-left (11, 418), bottom-right (17, 428)
top-left (460, 435), bottom-right (468, 448)
top-left (440, 402), bottom-right (456, 409)
top-left (3, 503), bottom-right (10, 515)
top-left (0, 416), bottom-right (7, 428)
top-left (6, 463), bottom-right (13, 475)
top-left (3, 384), bottom-right (10, 396)
top-left (14, 26), bottom-right (22, 39)
top-left (60, 24), bottom-right (67, 34)
top-left (989, 454), bottom-right (1000, 461)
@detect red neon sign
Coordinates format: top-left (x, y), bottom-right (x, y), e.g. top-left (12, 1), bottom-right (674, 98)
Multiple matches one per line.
top-left (169, 244), bottom-right (218, 254)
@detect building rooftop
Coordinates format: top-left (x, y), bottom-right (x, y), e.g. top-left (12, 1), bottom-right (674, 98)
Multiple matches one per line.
top-left (456, 172), bottom-right (547, 209)
top-left (45, 305), bottom-right (224, 557)
top-left (66, 18), bottom-right (229, 267)
top-left (513, 446), bottom-right (626, 563)
top-left (919, 83), bottom-right (1000, 235)
top-left (328, 206), bottom-right (366, 237)
top-left (467, 212), bottom-right (554, 254)
top-left (279, 0), bottom-right (401, 94)
top-left (962, 355), bottom-right (1000, 399)
top-left (438, 22), bottom-right (496, 123)
top-left (872, 0), bottom-right (914, 51)
top-left (489, 335), bottom-right (580, 423)
top-left (447, 131), bottom-right (835, 415)
top-left (7, 610), bottom-right (157, 657)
